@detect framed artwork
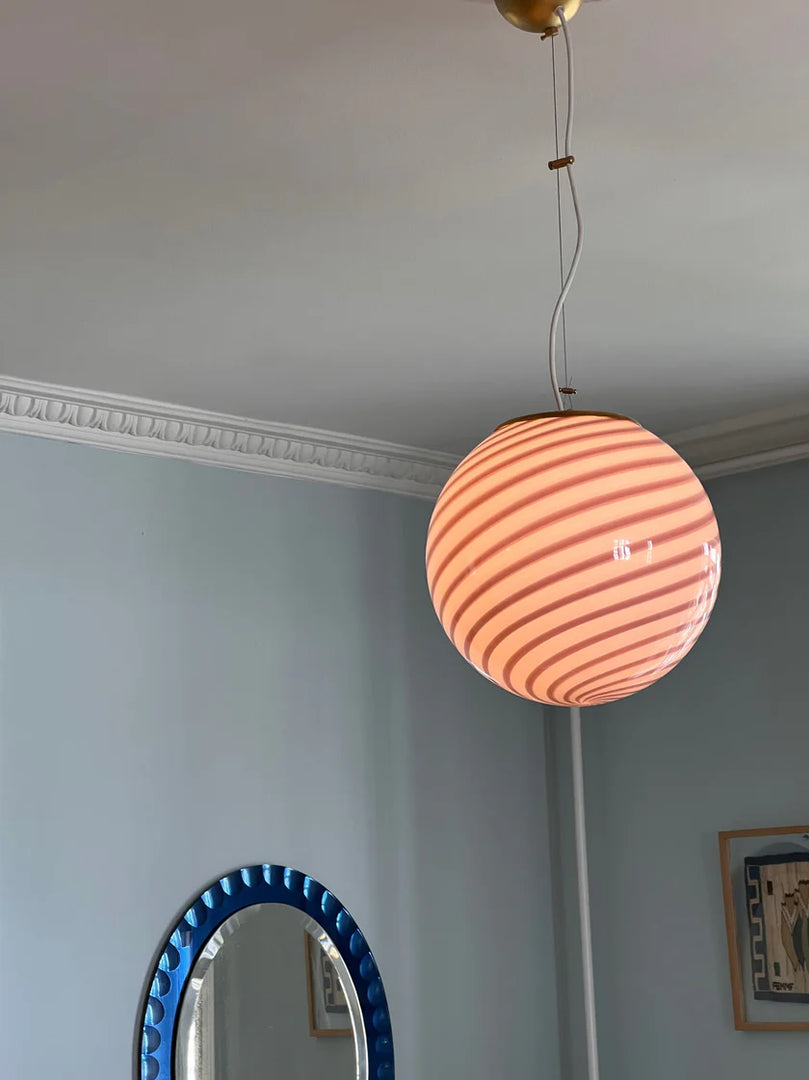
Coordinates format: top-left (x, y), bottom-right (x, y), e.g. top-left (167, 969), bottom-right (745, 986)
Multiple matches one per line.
top-left (304, 931), bottom-right (352, 1038)
top-left (719, 825), bottom-right (809, 1031)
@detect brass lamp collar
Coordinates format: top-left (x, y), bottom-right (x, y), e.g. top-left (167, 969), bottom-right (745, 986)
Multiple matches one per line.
top-left (494, 410), bottom-right (638, 432)
top-left (494, 0), bottom-right (582, 35)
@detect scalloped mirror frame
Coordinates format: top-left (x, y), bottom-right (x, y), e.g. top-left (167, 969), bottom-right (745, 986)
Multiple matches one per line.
top-left (136, 865), bottom-right (394, 1080)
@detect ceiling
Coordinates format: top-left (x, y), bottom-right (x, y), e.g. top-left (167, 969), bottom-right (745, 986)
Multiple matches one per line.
top-left (2, 0), bottom-right (808, 456)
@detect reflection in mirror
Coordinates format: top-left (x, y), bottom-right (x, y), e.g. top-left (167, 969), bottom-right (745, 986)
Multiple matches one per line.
top-left (175, 904), bottom-right (363, 1080)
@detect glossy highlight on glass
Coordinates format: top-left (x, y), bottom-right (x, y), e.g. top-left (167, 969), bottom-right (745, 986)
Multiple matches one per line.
top-left (426, 411), bottom-right (721, 706)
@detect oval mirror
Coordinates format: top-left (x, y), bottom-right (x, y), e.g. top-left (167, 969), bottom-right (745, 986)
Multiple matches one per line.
top-left (137, 865), bottom-right (394, 1080)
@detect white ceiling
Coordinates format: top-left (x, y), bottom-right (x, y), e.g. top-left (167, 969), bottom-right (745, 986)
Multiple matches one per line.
top-left (2, 0), bottom-right (808, 455)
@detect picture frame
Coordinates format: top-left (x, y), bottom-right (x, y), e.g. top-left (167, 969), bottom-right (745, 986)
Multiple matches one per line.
top-left (304, 931), bottom-right (352, 1038)
top-left (719, 825), bottom-right (809, 1031)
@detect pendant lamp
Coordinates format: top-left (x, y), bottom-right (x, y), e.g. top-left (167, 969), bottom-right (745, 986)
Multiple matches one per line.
top-left (426, 5), bottom-right (720, 708)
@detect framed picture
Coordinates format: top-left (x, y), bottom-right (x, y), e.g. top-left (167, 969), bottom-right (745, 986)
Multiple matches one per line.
top-left (719, 825), bottom-right (809, 1030)
top-left (304, 931), bottom-right (352, 1038)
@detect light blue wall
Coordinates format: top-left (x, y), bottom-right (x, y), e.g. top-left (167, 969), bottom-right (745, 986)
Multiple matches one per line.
top-left (0, 432), bottom-right (559, 1080)
top-left (549, 458), bottom-right (809, 1078)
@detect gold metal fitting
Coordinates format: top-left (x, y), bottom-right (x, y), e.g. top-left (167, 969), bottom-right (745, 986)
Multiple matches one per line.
top-left (494, 410), bottom-right (638, 432)
top-left (494, 0), bottom-right (582, 35)
top-left (549, 155), bottom-right (575, 171)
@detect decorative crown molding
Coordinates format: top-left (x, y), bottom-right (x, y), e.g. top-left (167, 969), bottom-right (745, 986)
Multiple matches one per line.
top-left (1, 375), bottom-right (808, 497)
top-left (665, 399), bottom-right (809, 481)
top-left (0, 376), bottom-right (457, 500)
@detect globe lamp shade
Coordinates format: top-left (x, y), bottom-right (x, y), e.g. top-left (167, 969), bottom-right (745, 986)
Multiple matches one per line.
top-left (426, 411), bottom-right (721, 706)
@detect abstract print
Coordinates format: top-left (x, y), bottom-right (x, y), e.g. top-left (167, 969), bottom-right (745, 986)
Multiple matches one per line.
top-left (746, 853), bottom-right (809, 1003)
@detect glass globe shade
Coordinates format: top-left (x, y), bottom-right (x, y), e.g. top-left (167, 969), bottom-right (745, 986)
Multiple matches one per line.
top-left (426, 411), bottom-right (721, 706)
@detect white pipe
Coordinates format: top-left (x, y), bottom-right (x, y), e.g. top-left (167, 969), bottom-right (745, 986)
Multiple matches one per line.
top-left (570, 706), bottom-right (600, 1080)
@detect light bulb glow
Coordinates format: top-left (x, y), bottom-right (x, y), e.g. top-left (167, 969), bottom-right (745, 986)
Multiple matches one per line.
top-left (426, 412), bottom-right (721, 706)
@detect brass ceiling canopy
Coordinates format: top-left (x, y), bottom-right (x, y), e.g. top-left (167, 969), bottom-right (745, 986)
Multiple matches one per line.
top-left (494, 0), bottom-right (582, 34)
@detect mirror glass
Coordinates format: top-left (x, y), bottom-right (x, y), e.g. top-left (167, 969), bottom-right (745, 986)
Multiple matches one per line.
top-left (175, 904), bottom-right (364, 1080)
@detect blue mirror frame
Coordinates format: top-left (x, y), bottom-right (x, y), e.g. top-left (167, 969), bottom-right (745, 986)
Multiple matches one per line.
top-left (137, 864), bottom-right (394, 1080)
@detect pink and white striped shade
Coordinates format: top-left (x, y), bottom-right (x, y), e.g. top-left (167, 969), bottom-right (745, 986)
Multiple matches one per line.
top-left (426, 411), bottom-right (721, 706)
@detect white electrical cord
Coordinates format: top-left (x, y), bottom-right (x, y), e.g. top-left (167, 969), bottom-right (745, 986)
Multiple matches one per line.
top-left (570, 706), bottom-right (600, 1080)
top-left (548, 6), bottom-right (584, 411)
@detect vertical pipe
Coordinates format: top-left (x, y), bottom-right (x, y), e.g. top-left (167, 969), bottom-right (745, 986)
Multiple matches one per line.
top-left (570, 706), bottom-right (600, 1079)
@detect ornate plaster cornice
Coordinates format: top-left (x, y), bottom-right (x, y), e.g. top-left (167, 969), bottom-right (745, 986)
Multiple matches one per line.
top-left (1, 375), bottom-right (807, 497)
top-left (0, 376), bottom-right (457, 499)
top-left (665, 399), bottom-right (809, 481)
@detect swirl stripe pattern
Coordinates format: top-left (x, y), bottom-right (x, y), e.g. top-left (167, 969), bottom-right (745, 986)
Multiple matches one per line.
top-left (426, 412), bottom-right (721, 706)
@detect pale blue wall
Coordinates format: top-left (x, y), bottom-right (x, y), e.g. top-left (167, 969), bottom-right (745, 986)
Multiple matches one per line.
top-left (0, 432), bottom-right (559, 1080)
top-left (549, 458), bottom-right (809, 1078)
top-left (8, 429), bottom-right (797, 1080)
